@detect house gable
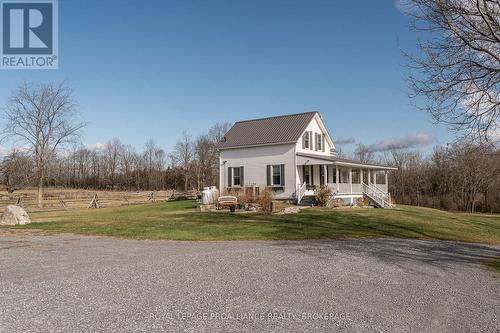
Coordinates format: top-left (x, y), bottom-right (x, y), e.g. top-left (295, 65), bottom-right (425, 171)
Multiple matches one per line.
top-left (295, 113), bottom-right (335, 156)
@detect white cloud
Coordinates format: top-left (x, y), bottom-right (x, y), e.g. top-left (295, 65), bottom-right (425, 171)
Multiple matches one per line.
top-left (335, 137), bottom-right (356, 145)
top-left (0, 144), bottom-right (31, 156)
top-left (368, 132), bottom-right (434, 152)
top-left (87, 142), bottom-right (106, 151)
top-left (0, 145), bottom-right (9, 156)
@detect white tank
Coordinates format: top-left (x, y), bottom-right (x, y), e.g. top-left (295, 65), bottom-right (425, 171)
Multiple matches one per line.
top-left (211, 186), bottom-right (219, 202)
top-left (201, 188), bottom-right (211, 205)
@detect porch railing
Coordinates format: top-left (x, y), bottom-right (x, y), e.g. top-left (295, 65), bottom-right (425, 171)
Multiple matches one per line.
top-left (328, 183), bottom-right (362, 194)
top-left (296, 182), bottom-right (306, 204)
top-left (362, 182), bottom-right (393, 208)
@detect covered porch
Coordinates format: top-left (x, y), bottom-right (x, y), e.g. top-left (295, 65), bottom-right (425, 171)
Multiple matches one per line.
top-left (295, 153), bottom-right (397, 206)
top-left (298, 164), bottom-right (389, 195)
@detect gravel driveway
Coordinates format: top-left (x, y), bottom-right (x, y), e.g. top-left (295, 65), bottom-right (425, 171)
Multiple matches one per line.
top-left (0, 233), bottom-right (499, 332)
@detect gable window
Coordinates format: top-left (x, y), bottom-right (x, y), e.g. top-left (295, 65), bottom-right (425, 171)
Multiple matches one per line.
top-left (302, 131), bottom-right (312, 149)
top-left (315, 133), bottom-right (322, 151)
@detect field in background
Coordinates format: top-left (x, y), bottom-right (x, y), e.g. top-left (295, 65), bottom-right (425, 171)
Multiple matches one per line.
top-left (5, 201), bottom-right (500, 244)
top-left (0, 188), bottom-right (194, 213)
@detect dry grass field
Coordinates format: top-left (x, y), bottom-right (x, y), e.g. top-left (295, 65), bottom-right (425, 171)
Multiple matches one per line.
top-left (0, 188), bottom-right (186, 213)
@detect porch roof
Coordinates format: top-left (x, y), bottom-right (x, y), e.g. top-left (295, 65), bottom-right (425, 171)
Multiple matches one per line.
top-left (296, 153), bottom-right (397, 170)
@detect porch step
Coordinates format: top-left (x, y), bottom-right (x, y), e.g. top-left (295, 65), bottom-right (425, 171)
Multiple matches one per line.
top-left (364, 194), bottom-right (385, 208)
top-left (299, 195), bottom-right (317, 207)
top-left (360, 182), bottom-right (394, 209)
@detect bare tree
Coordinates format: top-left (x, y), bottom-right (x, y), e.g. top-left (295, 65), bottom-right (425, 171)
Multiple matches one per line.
top-left (209, 122), bottom-right (232, 143)
top-left (0, 149), bottom-right (34, 193)
top-left (403, 0), bottom-right (499, 141)
top-left (353, 143), bottom-right (375, 163)
top-left (1, 82), bottom-right (85, 207)
top-left (172, 131), bottom-right (194, 191)
top-left (104, 138), bottom-right (124, 189)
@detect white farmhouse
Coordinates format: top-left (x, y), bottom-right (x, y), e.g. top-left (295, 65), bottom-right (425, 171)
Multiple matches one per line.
top-left (217, 112), bottom-right (396, 207)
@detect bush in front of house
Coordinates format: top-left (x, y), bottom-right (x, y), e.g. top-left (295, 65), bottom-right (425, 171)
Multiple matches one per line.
top-left (259, 188), bottom-right (275, 213)
top-left (316, 185), bottom-right (332, 207)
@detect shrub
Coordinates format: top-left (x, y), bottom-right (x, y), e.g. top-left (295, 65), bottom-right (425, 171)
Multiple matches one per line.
top-left (244, 186), bottom-right (257, 204)
top-left (237, 193), bottom-right (247, 206)
top-left (357, 197), bottom-right (369, 207)
top-left (332, 198), bottom-right (343, 208)
top-left (259, 188), bottom-right (275, 213)
top-left (316, 185), bottom-right (332, 207)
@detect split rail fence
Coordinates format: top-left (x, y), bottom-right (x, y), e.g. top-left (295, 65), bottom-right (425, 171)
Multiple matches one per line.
top-left (0, 189), bottom-right (198, 213)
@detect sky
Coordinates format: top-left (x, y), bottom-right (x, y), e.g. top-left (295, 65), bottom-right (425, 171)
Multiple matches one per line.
top-left (0, 0), bottom-right (452, 154)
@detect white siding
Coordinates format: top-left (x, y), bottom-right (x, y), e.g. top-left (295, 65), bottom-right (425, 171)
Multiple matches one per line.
top-left (219, 144), bottom-right (296, 199)
top-left (295, 114), bottom-right (334, 156)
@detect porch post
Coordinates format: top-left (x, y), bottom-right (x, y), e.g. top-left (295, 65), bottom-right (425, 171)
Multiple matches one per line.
top-left (335, 166), bottom-right (339, 187)
top-left (360, 169), bottom-right (363, 185)
top-left (323, 165), bottom-right (328, 186)
top-left (349, 168), bottom-right (352, 194)
top-left (367, 169), bottom-right (371, 185)
top-left (385, 171), bottom-right (388, 191)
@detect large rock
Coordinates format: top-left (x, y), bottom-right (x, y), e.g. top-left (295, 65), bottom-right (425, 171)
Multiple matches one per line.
top-left (0, 205), bottom-right (31, 225)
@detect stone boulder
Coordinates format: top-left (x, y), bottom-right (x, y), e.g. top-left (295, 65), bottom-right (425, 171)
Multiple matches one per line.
top-left (0, 205), bottom-right (31, 225)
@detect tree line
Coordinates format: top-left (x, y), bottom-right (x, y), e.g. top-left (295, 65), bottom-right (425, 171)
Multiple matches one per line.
top-left (348, 142), bottom-right (500, 213)
top-left (1, 126), bottom-right (230, 194)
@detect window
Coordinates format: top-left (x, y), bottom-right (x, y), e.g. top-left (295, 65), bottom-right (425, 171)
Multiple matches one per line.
top-left (302, 132), bottom-right (311, 149)
top-left (272, 165), bottom-right (281, 186)
top-left (303, 165), bottom-right (310, 185)
top-left (315, 133), bottom-right (325, 151)
top-left (233, 167), bottom-right (241, 186)
top-left (267, 164), bottom-right (285, 187)
top-left (229, 167), bottom-right (243, 187)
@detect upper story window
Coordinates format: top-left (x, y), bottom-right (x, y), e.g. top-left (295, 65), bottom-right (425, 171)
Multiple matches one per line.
top-left (315, 133), bottom-right (324, 151)
top-left (302, 131), bottom-right (311, 149)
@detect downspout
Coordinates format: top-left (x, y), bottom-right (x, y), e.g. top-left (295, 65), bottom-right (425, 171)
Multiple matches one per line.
top-left (293, 145), bottom-right (297, 199)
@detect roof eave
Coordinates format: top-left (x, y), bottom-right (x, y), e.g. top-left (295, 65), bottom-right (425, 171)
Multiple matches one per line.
top-left (217, 141), bottom-right (297, 150)
top-left (296, 152), bottom-right (398, 170)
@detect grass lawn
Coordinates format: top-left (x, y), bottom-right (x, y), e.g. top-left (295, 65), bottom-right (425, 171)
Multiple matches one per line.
top-left (3, 200), bottom-right (499, 244)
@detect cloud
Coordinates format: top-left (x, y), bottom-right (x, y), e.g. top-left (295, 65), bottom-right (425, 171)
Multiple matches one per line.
top-left (0, 144), bottom-right (31, 156)
top-left (487, 123), bottom-right (500, 147)
top-left (367, 132), bottom-right (434, 152)
top-left (87, 142), bottom-right (106, 151)
top-left (335, 137), bottom-right (356, 145)
top-left (0, 145), bottom-right (9, 156)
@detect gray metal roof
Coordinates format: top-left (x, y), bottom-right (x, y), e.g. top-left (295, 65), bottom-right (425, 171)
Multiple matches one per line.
top-left (217, 112), bottom-right (318, 149)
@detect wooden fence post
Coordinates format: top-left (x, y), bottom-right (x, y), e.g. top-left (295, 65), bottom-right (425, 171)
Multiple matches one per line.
top-left (88, 194), bottom-right (100, 209)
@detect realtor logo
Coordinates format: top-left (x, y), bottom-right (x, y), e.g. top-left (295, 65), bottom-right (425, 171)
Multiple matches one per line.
top-left (1, 0), bottom-right (58, 69)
